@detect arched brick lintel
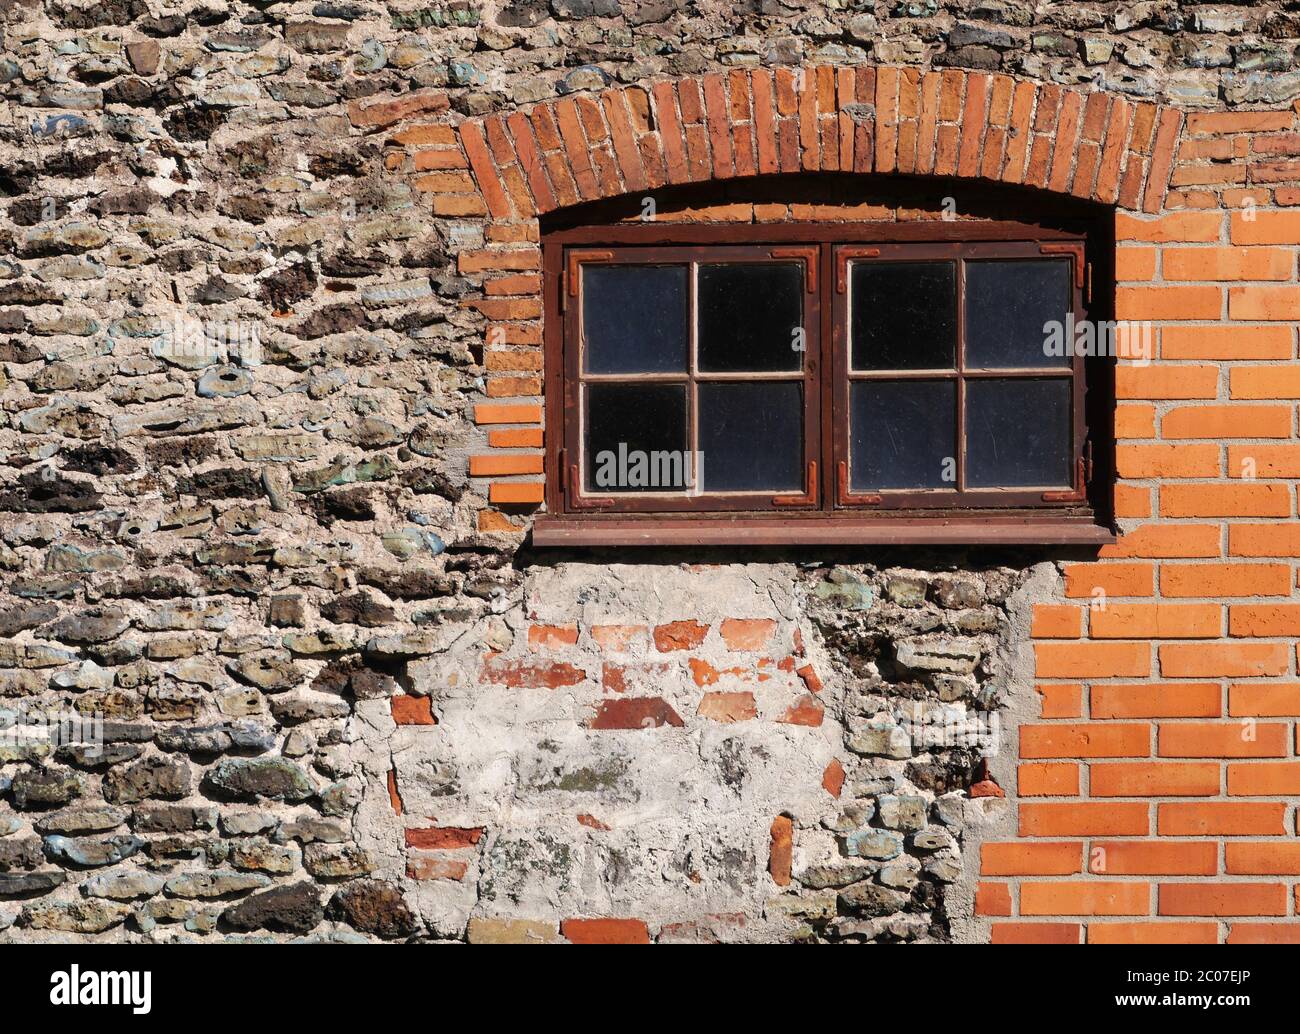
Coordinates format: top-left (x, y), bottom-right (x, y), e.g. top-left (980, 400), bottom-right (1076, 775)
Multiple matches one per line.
top-left (443, 66), bottom-right (1184, 223)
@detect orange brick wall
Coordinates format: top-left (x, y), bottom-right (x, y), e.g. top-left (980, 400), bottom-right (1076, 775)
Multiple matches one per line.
top-left (390, 72), bottom-right (1300, 942)
top-left (982, 109), bottom-right (1300, 945)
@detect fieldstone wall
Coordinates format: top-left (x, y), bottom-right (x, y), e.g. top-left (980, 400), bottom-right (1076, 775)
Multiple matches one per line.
top-left (0, 0), bottom-right (1294, 942)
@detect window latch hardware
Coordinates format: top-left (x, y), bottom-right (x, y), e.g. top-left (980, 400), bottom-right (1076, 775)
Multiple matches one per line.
top-left (769, 247), bottom-right (819, 293)
top-left (836, 248), bottom-right (881, 293)
top-left (1042, 454), bottom-right (1088, 503)
top-left (1039, 241), bottom-right (1086, 291)
top-left (773, 460), bottom-right (818, 507)
top-left (561, 250), bottom-right (614, 311)
top-left (836, 461), bottom-right (882, 505)
top-left (561, 449), bottom-right (615, 510)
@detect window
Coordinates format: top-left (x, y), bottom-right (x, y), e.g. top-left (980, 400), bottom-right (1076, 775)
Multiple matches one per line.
top-left (538, 221), bottom-right (1112, 546)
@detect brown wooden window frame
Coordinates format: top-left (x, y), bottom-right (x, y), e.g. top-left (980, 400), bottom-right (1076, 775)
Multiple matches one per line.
top-left (537, 221), bottom-right (1114, 548)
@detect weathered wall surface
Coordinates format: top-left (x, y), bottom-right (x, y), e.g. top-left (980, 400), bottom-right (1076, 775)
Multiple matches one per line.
top-left (3, 0), bottom-right (1300, 942)
top-left (376, 559), bottom-right (1032, 943)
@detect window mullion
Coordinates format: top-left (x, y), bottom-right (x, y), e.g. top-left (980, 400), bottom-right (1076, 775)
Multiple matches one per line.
top-left (689, 260), bottom-right (700, 492)
top-left (955, 255), bottom-right (967, 494)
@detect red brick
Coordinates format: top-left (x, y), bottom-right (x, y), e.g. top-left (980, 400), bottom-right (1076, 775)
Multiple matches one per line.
top-left (1226, 842), bottom-right (1300, 874)
top-left (1090, 603), bottom-right (1220, 640)
top-left (1020, 723), bottom-right (1150, 759)
top-left (769, 815), bottom-right (792, 887)
top-left (1116, 365), bottom-right (1219, 400)
top-left (1031, 605), bottom-right (1082, 639)
top-left (981, 841), bottom-right (1083, 876)
top-left (1230, 366), bottom-right (1300, 399)
top-left (1229, 524), bottom-right (1300, 557)
top-left (406, 855), bottom-right (468, 881)
top-left (561, 918), bottom-right (650, 945)
top-left (1114, 404), bottom-right (1156, 439)
top-left (589, 697), bottom-right (684, 730)
top-left (1229, 604), bottom-right (1300, 637)
top-left (405, 826), bottom-right (484, 850)
top-left (975, 882), bottom-right (1012, 916)
top-left (528, 623), bottom-right (578, 649)
top-left (1159, 643), bottom-right (1290, 679)
top-left (1047, 90), bottom-right (1082, 193)
top-left (505, 111), bottom-right (556, 212)
top-left (1228, 683), bottom-right (1300, 717)
top-left (1088, 840), bottom-right (1218, 876)
top-left (1036, 683), bottom-right (1081, 719)
top-left (823, 758), bottom-right (845, 797)
top-left (729, 71), bottom-right (756, 179)
top-left (1018, 762), bottom-right (1079, 796)
top-left (1160, 720), bottom-right (1289, 758)
top-left (459, 249), bottom-right (541, 275)
top-left (1158, 801), bottom-right (1288, 836)
top-left (1020, 881), bottom-right (1150, 916)
top-left (1229, 285), bottom-right (1300, 321)
top-left (1159, 883), bottom-right (1287, 917)
top-left (469, 454), bottom-right (544, 476)
top-left (590, 624), bottom-right (647, 651)
top-left (719, 618), bottom-right (777, 651)
top-left (778, 694), bottom-right (824, 727)
top-left (489, 482), bottom-right (544, 506)
top-left (458, 122), bottom-right (512, 220)
top-left (1164, 246), bottom-right (1293, 281)
top-left (1142, 109), bottom-right (1184, 214)
top-left (1116, 210), bottom-right (1222, 243)
top-left (1090, 762), bottom-right (1220, 797)
top-left (348, 90), bottom-right (449, 129)
top-left (1230, 208), bottom-right (1300, 244)
top-left (653, 620), bottom-right (708, 651)
top-left (1162, 402), bottom-right (1293, 436)
top-left (1020, 802), bottom-right (1149, 837)
top-left (1227, 761), bottom-right (1300, 795)
top-left (750, 69), bottom-right (778, 175)
top-left (1115, 444), bottom-right (1219, 479)
top-left (1063, 562), bottom-right (1154, 598)
top-left (1228, 923), bottom-right (1300, 944)
top-left (1115, 247), bottom-right (1157, 282)
top-left (990, 922), bottom-right (1080, 944)
top-left (874, 66), bottom-right (898, 174)
top-left (1229, 444), bottom-right (1300, 479)
top-left (697, 691), bottom-right (757, 723)
top-left (391, 695), bottom-right (435, 726)
top-left (1091, 682), bottom-right (1221, 719)
top-left (1113, 485), bottom-right (1153, 518)
top-left (602, 661), bottom-right (669, 694)
top-left (1162, 563), bottom-right (1291, 598)
top-left (701, 73), bottom-right (735, 179)
top-left (1034, 642), bottom-right (1151, 679)
top-left (481, 656), bottom-right (586, 689)
top-left (1160, 483), bottom-right (1291, 518)
top-left (1098, 524), bottom-right (1221, 560)
top-left (1116, 285), bottom-right (1221, 320)
top-left (600, 90), bottom-right (646, 193)
top-left (1088, 922), bottom-right (1218, 944)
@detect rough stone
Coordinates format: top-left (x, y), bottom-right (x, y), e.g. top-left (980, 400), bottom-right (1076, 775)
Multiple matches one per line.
top-left (327, 880), bottom-right (416, 939)
top-left (221, 881), bottom-right (323, 933)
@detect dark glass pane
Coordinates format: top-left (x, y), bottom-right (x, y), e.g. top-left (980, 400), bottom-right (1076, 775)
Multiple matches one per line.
top-left (966, 378), bottom-right (1072, 488)
top-left (697, 263), bottom-right (803, 373)
top-left (584, 383), bottom-right (689, 493)
top-left (698, 382), bottom-right (803, 492)
top-left (850, 380), bottom-right (956, 490)
top-left (851, 261), bottom-right (956, 371)
top-left (583, 265), bottom-right (688, 374)
top-left (965, 259), bottom-right (1071, 369)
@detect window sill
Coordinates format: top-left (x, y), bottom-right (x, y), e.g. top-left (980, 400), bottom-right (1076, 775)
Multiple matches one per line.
top-left (531, 515), bottom-right (1115, 548)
